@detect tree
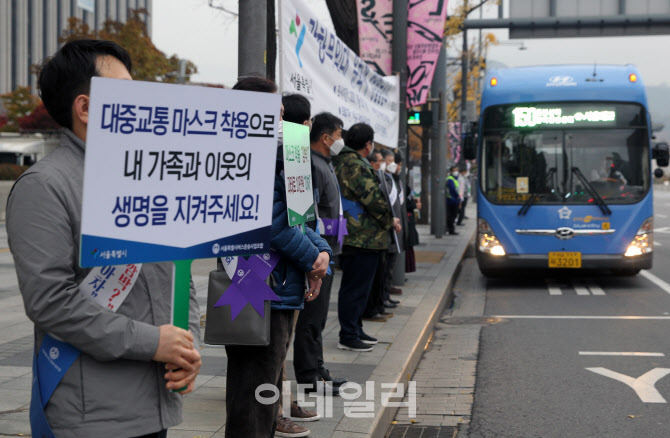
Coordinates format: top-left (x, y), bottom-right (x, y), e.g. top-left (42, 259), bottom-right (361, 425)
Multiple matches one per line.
top-left (444, 1), bottom-right (498, 122)
top-left (17, 102), bottom-right (61, 131)
top-left (0, 86), bottom-right (39, 132)
top-left (59, 9), bottom-right (197, 83)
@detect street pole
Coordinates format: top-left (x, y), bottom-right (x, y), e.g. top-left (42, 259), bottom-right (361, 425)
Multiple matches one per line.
top-left (460, 16), bottom-right (468, 169)
top-left (392, 0), bottom-right (408, 285)
top-left (238, 0), bottom-right (267, 77)
top-left (430, 41), bottom-right (447, 237)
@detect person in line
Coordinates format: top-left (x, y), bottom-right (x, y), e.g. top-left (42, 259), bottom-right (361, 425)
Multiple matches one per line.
top-left (273, 92), bottom-right (321, 437)
top-left (363, 149), bottom-right (397, 322)
top-left (457, 165), bottom-right (471, 226)
top-left (378, 149), bottom-right (404, 305)
top-left (7, 39), bottom-right (202, 438)
top-left (295, 110), bottom-right (350, 396)
top-left (224, 77), bottom-right (331, 438)
top-left (390, 152), bottom-right (407, 294)
top-left (446, 165), bottom-right (462, 235)
top-left (333, 124), bottom-right (394, 352)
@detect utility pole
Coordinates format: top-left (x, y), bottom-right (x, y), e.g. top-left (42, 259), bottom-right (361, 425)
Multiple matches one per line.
top-left (460, 0), bottom-right (469, 169)
top-left (238, 0), bottom-right (267, 77)
top-left (392, 0), bottom-right (408, 285)
top-left (430, 41), bottom-right (447, 237)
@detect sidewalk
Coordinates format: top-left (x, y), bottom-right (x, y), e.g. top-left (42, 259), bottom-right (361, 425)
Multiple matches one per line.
top-left (0, 213), bottom-right (475, 438)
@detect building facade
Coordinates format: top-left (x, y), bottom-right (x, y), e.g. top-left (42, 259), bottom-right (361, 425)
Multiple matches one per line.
top-left (0, 0), bottom-right (153, 95)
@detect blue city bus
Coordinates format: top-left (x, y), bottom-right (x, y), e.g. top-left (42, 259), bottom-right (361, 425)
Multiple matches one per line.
top-left (473, 65), bottom-right (669, 277)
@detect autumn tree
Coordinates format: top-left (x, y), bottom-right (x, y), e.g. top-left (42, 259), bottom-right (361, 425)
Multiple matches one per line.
top-left (444, 1), bottom-right (498, 122)
top-left (59, 9), bottom-right (197, 83)
top-left (0, 86), bottom-right (39, 132)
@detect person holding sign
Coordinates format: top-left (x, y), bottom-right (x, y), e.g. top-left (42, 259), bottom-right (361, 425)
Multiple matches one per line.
top-left (295, 111), bottom-right (349, 395)
top-left (224, 77), bottom-right (331, 438)
top-left (7, 40), bottom-right (201, 438)
top-left (333, 123), bottom-right (394, 352)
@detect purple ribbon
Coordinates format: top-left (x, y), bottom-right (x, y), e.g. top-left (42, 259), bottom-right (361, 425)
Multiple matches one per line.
top-left (214, 253), bottom-right (281, 320)
top-left (322, 215), bottom-right (348, 248)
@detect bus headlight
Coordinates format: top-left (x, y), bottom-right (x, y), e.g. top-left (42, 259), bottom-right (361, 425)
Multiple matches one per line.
top-left (478, 218), bottom-right (506, 256)
top-left (624, 217), bottom-right (653, 257)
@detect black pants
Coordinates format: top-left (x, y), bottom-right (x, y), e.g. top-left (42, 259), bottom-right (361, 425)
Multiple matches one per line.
top-left (225, 309), bottom-right (294, 438)
top-left (457, 196), bottom-right (468, 225)
top-left (446, 202), bottom-right (459, 234)
top-left (338, 250), bottom-right (379, 343)
top-left (383, 252), bottom-right (397, 301)
top-left (363, 252), bottom-right (386, 317)
top-left (293, 273), bottom-right (333, 384)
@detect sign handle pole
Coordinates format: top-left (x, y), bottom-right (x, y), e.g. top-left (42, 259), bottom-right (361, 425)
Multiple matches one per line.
top-left (171, 259), bottom-right (193, 392)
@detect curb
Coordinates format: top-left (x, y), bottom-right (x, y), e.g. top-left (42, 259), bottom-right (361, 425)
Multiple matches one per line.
top-left (332, 225), bottom-right (476, 438)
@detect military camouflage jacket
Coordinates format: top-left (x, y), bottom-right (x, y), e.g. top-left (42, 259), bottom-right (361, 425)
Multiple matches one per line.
top-left (333, 145), bottom-right (393, 250)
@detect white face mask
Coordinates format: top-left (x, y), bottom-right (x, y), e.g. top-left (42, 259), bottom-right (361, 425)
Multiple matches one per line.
top-left (329, 138), bottom-right (345, 156)
top-left (452, 171), bottom-right (459, 177)
top-left (379, 162), bottom-right (387, 172)
top-left (387, 162), bottom-right (398, 174)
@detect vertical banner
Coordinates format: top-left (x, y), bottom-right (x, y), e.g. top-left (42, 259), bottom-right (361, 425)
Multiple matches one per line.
top-left (407, 0), bottom-right (449, 107)
top-left (279, 0), bottom-right (400, 148)
top-left (282, 122), bottom-right (315, 227)
top-left (80, 77), bottom-right (280, 267)
top-left (356, 0), bottom-right (393, 76)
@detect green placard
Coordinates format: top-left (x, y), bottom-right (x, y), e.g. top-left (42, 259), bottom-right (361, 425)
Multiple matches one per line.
top-left (282, 121), bottom-right (315, 227)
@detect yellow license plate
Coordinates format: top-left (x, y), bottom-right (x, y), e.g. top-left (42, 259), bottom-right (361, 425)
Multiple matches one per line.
top-left (548, 252), bottom-right (582, 268)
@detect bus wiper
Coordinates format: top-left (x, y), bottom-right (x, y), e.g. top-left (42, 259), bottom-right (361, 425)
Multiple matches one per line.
top-left (571, 167), bottom-right (612, 216)
top-left (518, 167), bottom-right (557, 216)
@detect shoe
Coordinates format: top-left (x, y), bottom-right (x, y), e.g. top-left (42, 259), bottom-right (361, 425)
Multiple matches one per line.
top-left (383, 301), bottom-right (397, 309)
top-left (449, 231), bottom-right (459, 235)
top-left (464, 215), bottom-right (470, 219)
top-left (457, 223), bottom-right (465, 226)
top-left (389, 287), bottom-right (403, 295)
top-left (387, 298), bottom-right (400, 304)
top-left (290, 401), bottom-right (321, 422)
top-left (359, 332), bottom-right (378, 345)
top-left (275, 415), bottom-right (310, 437)
top-left (319, 368), bottom-right (348, 387)
top-left (381, 310), bottom-right (394, 318)
top-left (362, 314), bottom-right (387, 322)
top-left (338, 339), bottom-right (373, 352)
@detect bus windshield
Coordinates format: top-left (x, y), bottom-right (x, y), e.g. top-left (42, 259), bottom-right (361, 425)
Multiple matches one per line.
top-left (481, 102), bottom-right (650, 205)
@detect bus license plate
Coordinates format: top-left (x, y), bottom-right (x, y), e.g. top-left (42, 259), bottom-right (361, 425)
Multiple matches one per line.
top-left (548, 252), bottom-right (582, 268)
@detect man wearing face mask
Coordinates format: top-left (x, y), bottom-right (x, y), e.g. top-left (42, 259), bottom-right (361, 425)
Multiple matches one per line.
top-left (293, 111), bottom-right (349, 396)
top-left (333, 124), bottom-right (394, 352)
top-left (446, 166), bottom-right (462, 235)
top-left (362, 149), bottom-right (396, 322)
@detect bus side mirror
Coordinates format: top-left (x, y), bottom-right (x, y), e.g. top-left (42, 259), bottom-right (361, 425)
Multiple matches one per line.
top-left (653, 142), bottom-right (669, 167)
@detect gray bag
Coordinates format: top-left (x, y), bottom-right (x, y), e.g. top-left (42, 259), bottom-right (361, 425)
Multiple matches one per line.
top-left (204, 258), bottom-right (271, 346)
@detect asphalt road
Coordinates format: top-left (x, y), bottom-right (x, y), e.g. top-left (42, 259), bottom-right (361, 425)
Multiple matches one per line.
top-left (466, 190), bottom-right (670, 438)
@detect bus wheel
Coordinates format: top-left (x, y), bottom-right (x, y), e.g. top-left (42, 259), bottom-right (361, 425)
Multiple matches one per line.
top-left (613, 268), bottom-right (641, 276)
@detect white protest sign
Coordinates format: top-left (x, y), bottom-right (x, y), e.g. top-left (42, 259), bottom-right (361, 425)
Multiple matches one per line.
top-left (80, 77), bottom-right (280, 267)
top-left (279, 0), bottom-right (400, 147)
top-left (282, 121), bottom-right (315, 227)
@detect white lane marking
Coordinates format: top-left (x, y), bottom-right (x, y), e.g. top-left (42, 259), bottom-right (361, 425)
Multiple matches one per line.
top-left (579, 352), bottom-right (665, 357)
top-left (655, 227), bottom-right (670, 234)
top-left (589, 284), bottom-right (606, 296)
top-left (572, 281), bottom-right (591, 295)
top-left (492, 315), bottom-right (670, 320)
top-left (640, 270), bottom-right (670, 296)
top-left (657, 213), bottom-right (668, 219)
top-left (586, 367), bottom-right (670, 403)
top-left (547, 281), bottom-right (562, 295)
top-left (655, 241), bottom-right (663, 247)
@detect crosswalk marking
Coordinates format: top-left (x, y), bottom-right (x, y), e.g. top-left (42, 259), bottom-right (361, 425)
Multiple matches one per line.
top-left (546, 281), bottom-right (606, 296)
